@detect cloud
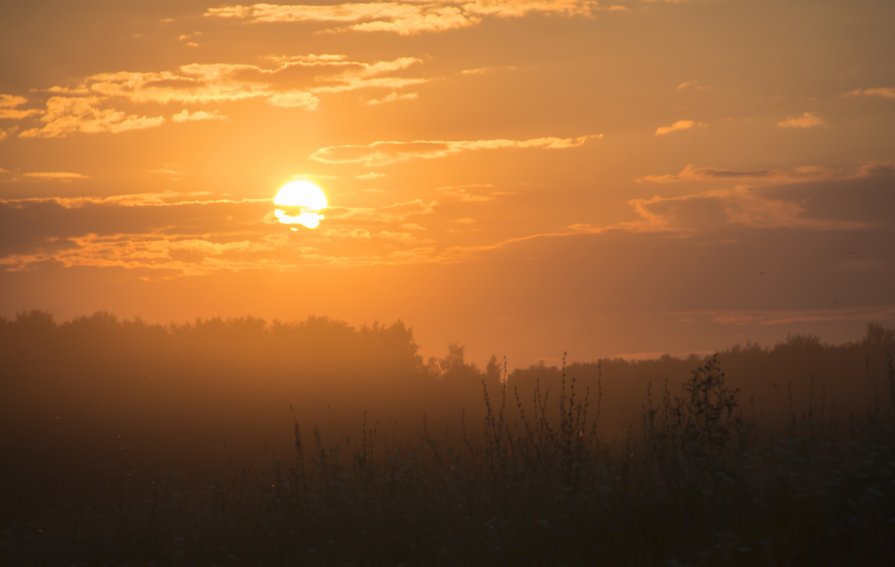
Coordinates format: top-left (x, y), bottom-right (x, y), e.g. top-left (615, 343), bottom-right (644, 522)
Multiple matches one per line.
top-left (22, 172), bottom-right (88, 181)
top-left (676, 79), bottom-right (705, 91)
top-left (177, 32), bottom-right (202, 48)
top-left (0, 233), bottom-right (291, 275)
top-left (655, 119), bottom-right (703, 136)
top-left (150, 167), bottom-right (186, 178)
top-left (0, 194), bottom-right (276, 268)
top-left (846, 87), bottom-right (895, 100)
top-left (0, 94), bottom-right (41, 120)
top-left (630, 165), bottom-right (895, 233)
top-left (628, 189), bottom-right (862, 233)
top-left (16, 54), bottom-right (425, 137)
top-left (0, 192), bottom-right (266, 209)
top-left (857, 161), bottom-right (895, 178)
top-left (637, 163), bottom-right (840, 184)
top-left (312, 133), bottom-right (601, 166)
top-left (428, 222), bottom-right (612, 261)
top-left (702, 305), bottom-right (895, 327)
top-left (777, 112), bottom-right (826, 129)
top-left (0, 192), bottom-right (447, 272)
top-left (356, 171), bottom-right (386, 180)
top-left (311, 76), bottom-right (427, 95)
top-left (331, 6), bottom-right (475, 35)
top-left (87, 66), bottom-right (283, 105)
top-left (205, 1), bottom-right (597, 35)
top-left (639, 164), bottom-right (773, 184)
top-left (462, 0), bottom-right (597, 17)
top-left (365, 91), bottom-right (418, 106)
top-left (1, 163), bottom-right (893, 279)
top-left (330, 199), bottom-right (438, 224)
top-left (267, 91), bottom-right (320, 109)
top-left (0, 108), bottom-right (40, 120)
top-left (20, 97), bottom-right (165, 138)
top-left (171, 109), bottom-right (228, 122)
top-left (0, 94), bottom-right (28, 108)
top-left (437, 183), bottom-right (513, 202)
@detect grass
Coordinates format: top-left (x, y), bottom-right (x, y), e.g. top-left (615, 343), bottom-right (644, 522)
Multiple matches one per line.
top-left (3, 353), bottom-right (894, 565)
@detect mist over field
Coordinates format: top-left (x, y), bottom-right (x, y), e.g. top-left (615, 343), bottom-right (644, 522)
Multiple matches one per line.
top-left (2, 311), bottom-right (894, 563)
top-left (4, 310), bottom-right (892, 467)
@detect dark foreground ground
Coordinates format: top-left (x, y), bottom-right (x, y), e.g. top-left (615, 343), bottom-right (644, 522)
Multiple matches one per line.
top-left (2, 315), bottom-right (894, 564)
top-left (4, 363), bottom-right (895, 565)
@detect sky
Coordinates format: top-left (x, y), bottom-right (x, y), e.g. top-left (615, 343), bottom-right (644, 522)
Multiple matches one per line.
top-left (1, 0), bottom-right (894, 366)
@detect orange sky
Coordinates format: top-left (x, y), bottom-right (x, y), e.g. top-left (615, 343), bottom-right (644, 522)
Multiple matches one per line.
top-left (2, 0), bottom-right (894, 365)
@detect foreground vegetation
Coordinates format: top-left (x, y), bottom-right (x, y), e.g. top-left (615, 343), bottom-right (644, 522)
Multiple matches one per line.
top-left (2, 312), bottom-right (894, 564)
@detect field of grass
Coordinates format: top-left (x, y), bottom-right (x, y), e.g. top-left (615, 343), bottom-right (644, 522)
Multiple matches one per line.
top-left (1, 313), bottom-right (894, 564)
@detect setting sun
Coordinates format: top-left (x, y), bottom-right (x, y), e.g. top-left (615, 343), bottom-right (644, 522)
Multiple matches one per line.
top-left (273, 180), bottom-right (328, 230)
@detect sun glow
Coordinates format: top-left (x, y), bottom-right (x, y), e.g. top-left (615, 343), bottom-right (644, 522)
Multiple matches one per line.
top-left (274, 180), bottom-right (328, 230)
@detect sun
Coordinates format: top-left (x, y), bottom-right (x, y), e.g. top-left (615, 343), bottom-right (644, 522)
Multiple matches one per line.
top-left (273, 180), bottom-right (328, 230)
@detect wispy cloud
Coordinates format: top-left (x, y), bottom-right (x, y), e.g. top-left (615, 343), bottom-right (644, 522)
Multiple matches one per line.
top-left (0, 193), bottom-right (449, 273)
top-left (365, 91), bottom-right (418, 106)
top-left (846, 87), bottom-right (895, 100)
top-left (267, 91), bottom-right (320, 110)
top-left (20, 97), bottom-right (165, 138)
top-left (641, 161), bottom-right (894, 187)
top-left (436, 184), bottom-right (513, 202)
top-left (629, 164), bottom-right (895, 232)
top-left (312, 133), bottom-right (601, 166)
top-left (702, 305), bottom-right (895, 327)
top-left (655, 119), bottom-right (703, 136)
top-left (628, 187), bottom-right (868, 233)
top-left (637, 163), bottom-right (839, 184)
top-left (0, 94), bottom-right (27, 107)
top-left (777, 112), bottom-right (826, 129)
top-left (329, 199), bottom-right (438, 224)
top-left (0, 192), bottom-right (265, 208)
top-left (86, 54), bottom-right (423, 104)
top-left (177, 32), bottom-right (202, 48)
top-left (0, 94), bottom-right (41, 120)
top-left (1, 168), bottom-right (90, 182)
top-left (676, 79), bottom-right (705, 91)
top-left (21, 171), bottom-right (89, 181)
top-left (17, 54), bottom-right (426, 138)
top-left (150, 167), bottom-right (186, 178)
top-left (171, 109), bottom-right (228, 123)
top-left (205, 1), bottom-right (597, 35)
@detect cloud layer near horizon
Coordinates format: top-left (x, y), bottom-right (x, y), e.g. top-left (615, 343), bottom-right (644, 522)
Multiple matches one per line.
top-left (1, 164), bottom-right (891, 275)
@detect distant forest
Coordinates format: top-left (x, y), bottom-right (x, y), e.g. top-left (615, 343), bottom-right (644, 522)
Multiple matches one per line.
top-left (2, 311), bottom-right (894, 564)
top-left (3, 310), bottom-right (893, 468)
